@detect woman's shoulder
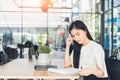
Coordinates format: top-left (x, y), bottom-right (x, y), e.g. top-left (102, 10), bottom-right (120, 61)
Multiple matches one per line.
top-left (90, 40), bottom-right (103, 48)
top-left (90, 41), bottom-right (105, 56)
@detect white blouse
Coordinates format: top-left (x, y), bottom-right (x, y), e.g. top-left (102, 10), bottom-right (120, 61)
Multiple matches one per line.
top-left (79, 41), bottom-right (108, 77)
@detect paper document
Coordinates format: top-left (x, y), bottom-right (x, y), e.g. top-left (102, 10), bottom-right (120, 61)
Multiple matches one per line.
top-left (48, 68), bottom-right (80, 75)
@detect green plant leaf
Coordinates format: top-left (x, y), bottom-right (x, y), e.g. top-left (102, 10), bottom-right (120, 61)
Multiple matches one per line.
top-left (38, 45), bottom-right (51, 53)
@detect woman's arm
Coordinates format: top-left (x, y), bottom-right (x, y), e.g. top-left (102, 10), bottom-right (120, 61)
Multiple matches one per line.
top-left (79, 64), bottom-right (104, 77)
top-left (64, 45), bottom-right (72, 68)
top-left (64, 37), bottom-right (73, 68)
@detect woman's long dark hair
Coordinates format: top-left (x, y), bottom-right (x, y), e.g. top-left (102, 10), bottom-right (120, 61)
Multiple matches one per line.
top-left (69, 20), bottom-right (93, 41)
top-left (69, 20), bottom-right (93, 68)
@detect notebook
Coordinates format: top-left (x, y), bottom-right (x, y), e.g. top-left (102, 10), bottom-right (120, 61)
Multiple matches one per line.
top-left (48, 67), bottom-right (80, 75)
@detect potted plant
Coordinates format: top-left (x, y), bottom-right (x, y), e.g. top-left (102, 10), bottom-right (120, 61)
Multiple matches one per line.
top-left (37, 45), bottom-right (54, 65)
top-left (38, 45), bottom-right (51, 54)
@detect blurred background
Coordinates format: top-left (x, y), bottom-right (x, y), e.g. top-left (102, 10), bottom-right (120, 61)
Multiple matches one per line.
top-left (0, 0), bottom-right (120, 59)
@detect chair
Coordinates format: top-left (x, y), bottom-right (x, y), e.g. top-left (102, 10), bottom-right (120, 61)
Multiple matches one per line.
top-left (33, 45), bottom-right (38, 59)
top-left (105, 56), bottom-right (120, 80)
top-left (4, 46), bottom-right (18, 60)
top-left (0, 51), bottom-right (9, 65)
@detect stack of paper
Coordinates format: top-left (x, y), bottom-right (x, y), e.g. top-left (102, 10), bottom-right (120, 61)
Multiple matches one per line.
top-left (48, 68), bottom-right (80, 75)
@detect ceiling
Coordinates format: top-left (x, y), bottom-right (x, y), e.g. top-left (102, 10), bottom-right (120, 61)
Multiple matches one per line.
top-left (0, 0), bottom-right (79, 28)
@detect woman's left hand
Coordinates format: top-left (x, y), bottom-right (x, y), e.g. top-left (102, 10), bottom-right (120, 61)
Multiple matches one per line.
top-left (79, 68), bottom-right (93, 76)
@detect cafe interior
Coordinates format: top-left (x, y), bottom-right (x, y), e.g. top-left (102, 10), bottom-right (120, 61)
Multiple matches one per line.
top-left (0, 0), bottom-right (120, 80)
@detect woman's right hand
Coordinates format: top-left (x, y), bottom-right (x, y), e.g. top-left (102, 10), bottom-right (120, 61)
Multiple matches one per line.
top-left (66, 37), bottom-right (73, 47)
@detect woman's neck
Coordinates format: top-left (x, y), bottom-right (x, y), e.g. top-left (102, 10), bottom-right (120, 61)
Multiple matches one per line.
top-left (82, 38), bottom-right (91, 46)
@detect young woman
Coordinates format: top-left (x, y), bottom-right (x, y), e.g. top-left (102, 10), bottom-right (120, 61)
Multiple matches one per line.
top-left (64, 20), bottom-right (109, 80)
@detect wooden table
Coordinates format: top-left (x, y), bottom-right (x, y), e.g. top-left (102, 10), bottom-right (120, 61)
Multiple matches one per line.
top-left (0, 59), bottom-right (79, 80)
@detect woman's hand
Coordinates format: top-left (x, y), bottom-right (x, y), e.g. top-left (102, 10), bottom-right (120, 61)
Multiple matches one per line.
top-left (79, 68), bottom-right (104, 77)
top-left (66, 37), bottom-right (73, 47)
top-left (79, 68), bottom-right (93, 76)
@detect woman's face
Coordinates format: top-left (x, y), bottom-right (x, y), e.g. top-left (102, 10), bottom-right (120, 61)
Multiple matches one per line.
top-left (70, 28), bottom-right (87, 44)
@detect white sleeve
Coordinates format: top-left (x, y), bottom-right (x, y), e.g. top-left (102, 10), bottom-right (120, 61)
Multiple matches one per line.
top-left (93, 45), bottom-right (108, 77)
